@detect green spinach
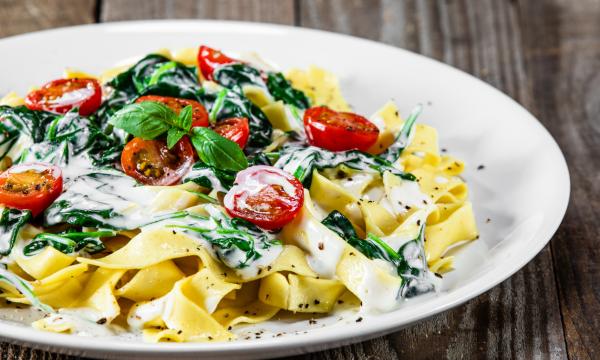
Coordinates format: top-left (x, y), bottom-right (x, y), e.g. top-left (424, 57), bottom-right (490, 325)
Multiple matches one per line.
top-left (0, 265), bottom-right (52, 312)
top-left (0, 208), bottom-right (32, 255)
top-left (183, 162), bottom-right (236, 192)
top-left (321, 210), bottom-right (434, 298)
top-left (266, 73), bottom-right (310, 109)
top-left (379, 105), bottom-right (422, 163)
top-left (23, 229), bottom-right (114, 256)
top-left (274, 144), bottom-right (416, 187)
top-left (162, 205), bottom-right (281, 270)
top-left (198, 86), bottom-right (272, 150)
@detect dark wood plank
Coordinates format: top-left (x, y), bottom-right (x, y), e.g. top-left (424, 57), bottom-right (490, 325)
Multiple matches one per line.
top-left (294, 1), bottom-right (569, 359)
top-left (0, 0), bottom-right (96, 38)
top-left (517, 1), bottom-right (600, 359)
top-left (100, 0), bottom-right (294, 24)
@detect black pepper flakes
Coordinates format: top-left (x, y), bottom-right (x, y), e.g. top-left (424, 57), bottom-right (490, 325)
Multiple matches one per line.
top-left (356, 317), bottom-right (363, 323)
top-left (96, 318), bottom-right (107, 325)
top-left (477, 164), bottom-right (485, 170)
top-left (314, 299), bottom-right (320, 305)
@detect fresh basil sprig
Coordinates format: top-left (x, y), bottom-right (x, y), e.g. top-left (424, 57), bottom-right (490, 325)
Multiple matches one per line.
top-left (109, 101), bottom-right (248, 171)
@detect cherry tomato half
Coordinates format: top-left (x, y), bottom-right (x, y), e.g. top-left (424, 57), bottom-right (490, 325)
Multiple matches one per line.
top-left (0, 163), bottom-right (63, 216)
top-left (197, 45), bottom-right (238, 81)
top-left (303, 106), bottom-right (379, 152)
top-left (214, 117), bottom-right (250, 149)
top-left (135, 95), bottom-right (209, 128)
top-left (25, 78), bottom-right (102, 116)
top-left (121, 137), bottom-right (195, 186)
top-left (223, 165), bottom-right (304, 230)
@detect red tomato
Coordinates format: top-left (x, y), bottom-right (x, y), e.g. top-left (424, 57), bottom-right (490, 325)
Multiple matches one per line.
top-left (304, 106), bottom-right (379, 152)
top-left (135, 95), bottom-right (209, 128)
top-left (223, 165), bottom-right (304, 230)
top-left (214, 117), bottom-right (250, 149)
top-left (25, 78), bottom-right (102, 116)
top-left (120, 137), bottom-right (194, 186)
top-left (197, 45), bottom-right (238, 81)
top-left (0, 163), bottom-right (63, 216)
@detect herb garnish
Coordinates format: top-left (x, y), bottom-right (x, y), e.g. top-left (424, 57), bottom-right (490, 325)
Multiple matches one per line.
top-left (109, 101), bottom-right (248, 171)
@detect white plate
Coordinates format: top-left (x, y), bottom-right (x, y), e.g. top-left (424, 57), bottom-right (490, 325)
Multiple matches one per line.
top-left (0, 20), bottom-right (569, 359)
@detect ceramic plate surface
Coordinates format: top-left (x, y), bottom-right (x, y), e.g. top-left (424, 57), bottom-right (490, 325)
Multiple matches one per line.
top-left (0, 20), bottom-right (569, 359)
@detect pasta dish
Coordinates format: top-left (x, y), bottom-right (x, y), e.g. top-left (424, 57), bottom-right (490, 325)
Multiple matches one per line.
top-left (0, 46), bottom-right (478, 342)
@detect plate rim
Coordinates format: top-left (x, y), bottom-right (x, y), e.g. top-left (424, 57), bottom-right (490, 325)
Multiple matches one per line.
top-left (0, 19), bottom-right (571, 358)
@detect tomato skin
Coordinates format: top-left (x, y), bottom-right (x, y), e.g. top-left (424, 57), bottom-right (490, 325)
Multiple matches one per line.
top-left (214, 117), bottom-right (250, 149)
top-left (0, 163), bottom-right (63, 216)
top-left (303, 106), bottom-right (379, 152)
top-left (135, 95), bottom-right (209, 128)
top-left (25, 78), bottom-right (102, 116)
top-left (197, 45), bottom-right (238, 81)
top-left (120, 137), bottom-right (195, 186)
top-left (223, 166), bottom-right (304, 230)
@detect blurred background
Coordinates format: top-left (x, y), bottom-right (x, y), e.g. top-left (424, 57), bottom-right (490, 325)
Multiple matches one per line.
top-left (0, 0), bottom-right (598, 359)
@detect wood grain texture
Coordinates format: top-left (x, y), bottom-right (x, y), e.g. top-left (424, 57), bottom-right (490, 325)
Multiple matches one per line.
top-left (100, 0), bottom-right (294, 24)
top-left (0, 0), bottom-right (599, 359)
top-left (517, 1), bottom-right (600, 359)
top-left (0, 0), bottom-right (96, 38)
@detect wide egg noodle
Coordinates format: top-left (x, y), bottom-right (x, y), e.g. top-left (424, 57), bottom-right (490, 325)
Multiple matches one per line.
top-left (0, 52), bottom-right (480, 342)
top-left (285, 66), bottom-right (351, 111)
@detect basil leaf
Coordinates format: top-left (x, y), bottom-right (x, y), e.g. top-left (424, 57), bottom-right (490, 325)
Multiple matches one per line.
top-left (190, 127), bottom-right (248, 171)
top-left (109, 102), bottom-right (173, 139)
top-left (177, 105), bottom-right (193, 131)
top-left (166, 128), bottom-right (187, 149)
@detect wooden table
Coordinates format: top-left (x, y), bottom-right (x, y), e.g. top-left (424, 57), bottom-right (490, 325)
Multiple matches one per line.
top-left (0, 0), bottom-right (598, 359)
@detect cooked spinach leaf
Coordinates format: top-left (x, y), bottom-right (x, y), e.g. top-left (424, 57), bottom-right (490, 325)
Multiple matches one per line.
top-left (162, 205), bottom-right (281, 270)
top-left (379, 105), bottom-right (422, 163)
top-left (0, 265), bottom-right (52, 312)
top-left (274, 144), bottom-right (416, 187)
top-left (266, 73), bottom-right (310, 109)
top-left (183, 162), bottom-right (236, 192)
top-left (16, 110), bottom-right (123, 170)
top-left (43, 171), bottom-right (190, 230)
top-left (213, 63), bottom-right (266, 95)
top-left (110, 54), bottom-right (201, 101)
top-left (199, 86), bottom-right (272, 150)
top-left (321, 210), bottom-right (434, 298)
top-left (0, 208), bottom-right (32, 255)
top-left (321, 210), bottom-right (392, 261)
top-left (23, 229), bottom-right (114, 256)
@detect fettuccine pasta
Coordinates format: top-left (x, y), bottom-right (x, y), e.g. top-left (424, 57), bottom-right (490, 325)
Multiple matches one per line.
top-left (0, 45), bottom-right (478, 342)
